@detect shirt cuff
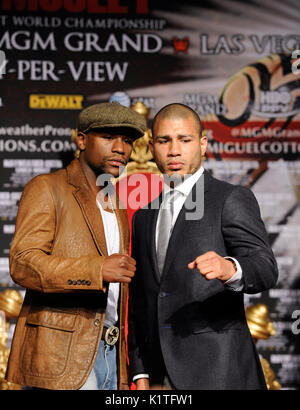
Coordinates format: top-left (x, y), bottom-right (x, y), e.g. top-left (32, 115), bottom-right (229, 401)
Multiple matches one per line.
top-left (132, 374), bottom-right (150, 382)
top-left (224, 257), bottom-right (244, 291)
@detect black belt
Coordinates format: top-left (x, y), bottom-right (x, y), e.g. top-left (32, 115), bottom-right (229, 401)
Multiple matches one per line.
top-left (101, 325), bottom-right (119, 346)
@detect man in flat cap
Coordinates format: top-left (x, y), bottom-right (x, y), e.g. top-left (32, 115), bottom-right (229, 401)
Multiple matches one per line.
top-left (5, 102), bottom-right (146, 390)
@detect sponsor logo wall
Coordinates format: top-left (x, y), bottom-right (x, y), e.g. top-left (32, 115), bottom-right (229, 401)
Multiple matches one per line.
top-left (0, 0), bottom-right (300, 389)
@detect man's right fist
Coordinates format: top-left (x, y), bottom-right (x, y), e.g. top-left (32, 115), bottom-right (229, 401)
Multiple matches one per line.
top-left (102, 254), bottom-right (136, 283)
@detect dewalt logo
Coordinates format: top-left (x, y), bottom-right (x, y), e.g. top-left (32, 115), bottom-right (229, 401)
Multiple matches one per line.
top-left (29, 94), bottom-right (84, 110)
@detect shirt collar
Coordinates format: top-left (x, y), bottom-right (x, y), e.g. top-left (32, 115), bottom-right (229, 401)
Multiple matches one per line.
top-left (163, 166), bottom-right (204, 199)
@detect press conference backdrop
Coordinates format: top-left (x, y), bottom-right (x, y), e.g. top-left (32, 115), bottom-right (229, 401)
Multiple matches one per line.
top-left (0, 0), bottom-right (300, 389)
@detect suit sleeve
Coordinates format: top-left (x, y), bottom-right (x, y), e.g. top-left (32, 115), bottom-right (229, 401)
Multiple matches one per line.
top-left (9, 176), bottom-right (106, 293)
top-left (221, 185), bottom-right (278, 294)
top-left (127, 211), bottom-right (149, 380)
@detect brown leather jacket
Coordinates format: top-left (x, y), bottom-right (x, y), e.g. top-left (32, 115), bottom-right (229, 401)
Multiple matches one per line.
top-left (5, 159), bottom-right (130, 390)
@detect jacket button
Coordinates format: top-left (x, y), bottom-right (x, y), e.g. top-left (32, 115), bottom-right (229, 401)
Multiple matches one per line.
top-left (68, 279), bottom-right (72, 285)
top-left (159, 292), bottom-right (167, 298)
top-left (72, 280), bottom-right (77, 285)
top-left (86, 280), bottom-right (91, 286)
top-left (94, 319), bottom-right (101, 327)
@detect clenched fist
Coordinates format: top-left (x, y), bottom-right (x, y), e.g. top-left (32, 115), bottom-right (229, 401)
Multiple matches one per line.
top-left (102, 253), bottom-right (136, 283)
top-left (188, 251), bottom-right (236, 282)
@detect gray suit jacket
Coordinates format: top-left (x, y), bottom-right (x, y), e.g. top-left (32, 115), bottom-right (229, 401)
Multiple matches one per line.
top-left (128, 170), bottom-right (278, 390)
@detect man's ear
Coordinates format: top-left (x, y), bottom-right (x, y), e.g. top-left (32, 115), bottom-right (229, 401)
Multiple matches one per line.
top-left (148, 137), bottom-right (154, 156)
top-left (76, 132), bottom-right (87, 151)
top-left (200, 134), bottom-right (208, 156)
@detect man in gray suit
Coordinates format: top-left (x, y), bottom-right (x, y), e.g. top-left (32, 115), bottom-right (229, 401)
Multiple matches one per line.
top-left (128, 103), bottom-right (278, 390)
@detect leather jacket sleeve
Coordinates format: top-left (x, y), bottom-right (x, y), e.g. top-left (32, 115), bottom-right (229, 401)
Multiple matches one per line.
top-left (10, 175), bottom-right (106, 293)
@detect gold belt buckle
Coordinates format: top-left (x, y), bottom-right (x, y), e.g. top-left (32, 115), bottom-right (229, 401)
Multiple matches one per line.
top-left (104, 325), bottom-right (119, 346)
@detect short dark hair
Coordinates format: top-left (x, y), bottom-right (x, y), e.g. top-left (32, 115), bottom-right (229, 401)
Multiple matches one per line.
top-left (151, 103), bottom-right (202, 137)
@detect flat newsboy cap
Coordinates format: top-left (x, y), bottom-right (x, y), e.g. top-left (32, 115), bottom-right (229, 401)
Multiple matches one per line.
top-left (77, 101), bottom-right (146, 139)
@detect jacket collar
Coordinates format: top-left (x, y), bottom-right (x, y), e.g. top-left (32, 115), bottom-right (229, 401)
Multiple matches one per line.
top-left (66, 159), bottom-right (129, 256)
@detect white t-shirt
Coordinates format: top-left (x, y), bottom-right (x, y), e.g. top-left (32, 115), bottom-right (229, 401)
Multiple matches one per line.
top-left (96, 199), bottom-right (120, 328)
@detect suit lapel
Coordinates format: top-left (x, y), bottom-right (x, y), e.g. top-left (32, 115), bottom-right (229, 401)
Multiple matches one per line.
top-left (148, 195), bottom-right (162, 284)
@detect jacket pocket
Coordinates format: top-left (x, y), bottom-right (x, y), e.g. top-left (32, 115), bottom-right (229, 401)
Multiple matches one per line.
top-left (20, 308), bottom-right (77, 378)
